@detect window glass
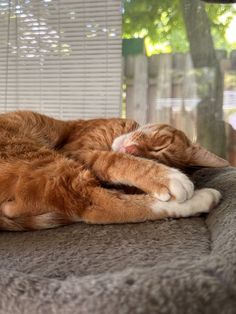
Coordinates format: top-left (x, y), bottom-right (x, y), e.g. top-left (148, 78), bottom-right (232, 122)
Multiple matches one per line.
top-left (123, 0), bottom-right (236, 166)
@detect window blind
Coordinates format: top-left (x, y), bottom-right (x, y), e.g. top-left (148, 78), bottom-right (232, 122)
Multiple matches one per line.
top-left (0, 0), bottom-right (122, 119)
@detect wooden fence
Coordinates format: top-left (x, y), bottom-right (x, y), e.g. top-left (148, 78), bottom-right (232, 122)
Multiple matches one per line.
top-left (123, 51), bottom-right (236, 142)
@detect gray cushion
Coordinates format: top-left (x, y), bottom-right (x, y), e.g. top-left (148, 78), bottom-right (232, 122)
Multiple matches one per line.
top-left (0, 167), bottom-right (236, 314)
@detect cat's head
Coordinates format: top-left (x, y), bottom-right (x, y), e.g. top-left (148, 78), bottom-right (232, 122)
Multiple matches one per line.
top-left (112, 124), bottom-right (229, 168)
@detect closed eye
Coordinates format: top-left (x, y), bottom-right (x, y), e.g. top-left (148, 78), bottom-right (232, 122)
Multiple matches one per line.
top-left (151, 144), bottom-right (169, 152)
top-left (151, 148), bottom-right (163, 152)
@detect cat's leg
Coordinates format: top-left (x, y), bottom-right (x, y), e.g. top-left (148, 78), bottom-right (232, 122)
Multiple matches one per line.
top-left (81, 187), bottom-right (221, 223)
top-left (0, 187), bottom-right (220, 231)
top-left (68, 149), bottom-right (194, 203)
top-left (0, 157), bottom-right (98, 221)
top-left (0, 156), bottom-right (221, 230)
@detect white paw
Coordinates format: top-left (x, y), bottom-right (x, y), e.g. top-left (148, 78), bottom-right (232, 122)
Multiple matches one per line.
top-left (154, 168), bottom-right (194, 203)
top-left (168, 169), bottom-right (194, 202)
top-left (188, 188), bottom-right (221, 214)
top-left (154, 192), bottom-right (171, 202)
top-left (151, 188), bottom-right (221, 218)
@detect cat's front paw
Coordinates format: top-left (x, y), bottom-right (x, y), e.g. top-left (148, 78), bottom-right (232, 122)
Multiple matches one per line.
top-left (190, 188), bottom-right (222, 214)
top-left (151, 188), bottom-right (221, 218)
top-left (154, 168), bottom-right (194, 203)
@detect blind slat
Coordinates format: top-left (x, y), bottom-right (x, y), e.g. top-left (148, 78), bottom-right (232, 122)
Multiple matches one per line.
top-left (0, 0), bottom-right (122, 119)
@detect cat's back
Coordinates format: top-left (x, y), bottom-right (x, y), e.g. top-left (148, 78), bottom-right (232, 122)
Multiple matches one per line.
top-left (0, 111), bottom-right (31, 140)
top-left (0, 111), bottom-right (42, 160)
top-left (63, 117), bottom-right (139, 151)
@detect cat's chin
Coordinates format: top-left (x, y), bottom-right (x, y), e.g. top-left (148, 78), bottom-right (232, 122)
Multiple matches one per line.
top-left (112, 135), bottom-right (139, 155)
top-left (111, 134), bottom-right (129, 152)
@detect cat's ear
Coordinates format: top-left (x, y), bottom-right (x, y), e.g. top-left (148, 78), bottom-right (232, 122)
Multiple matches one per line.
top-left (190, 144), bottom-right (229, 167)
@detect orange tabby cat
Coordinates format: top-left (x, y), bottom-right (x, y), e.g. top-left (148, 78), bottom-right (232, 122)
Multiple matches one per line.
top-left (0, 111), bottom-right (228, 231)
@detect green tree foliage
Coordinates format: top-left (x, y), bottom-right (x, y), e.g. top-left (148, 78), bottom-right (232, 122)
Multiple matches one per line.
top-left (122, 0), bottom-right (236, 55)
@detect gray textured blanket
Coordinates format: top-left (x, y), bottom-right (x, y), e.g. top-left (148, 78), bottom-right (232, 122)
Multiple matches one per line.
top-left (0, 167), bottom-right (236, 314)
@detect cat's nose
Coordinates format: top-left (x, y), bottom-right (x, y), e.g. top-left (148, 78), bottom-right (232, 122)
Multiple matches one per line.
top-left (119, 146), bottom-right (127, 153)
top-left (122, 145), bottom-right (139, 155)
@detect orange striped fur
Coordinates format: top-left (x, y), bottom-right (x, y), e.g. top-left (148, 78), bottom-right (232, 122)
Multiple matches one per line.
top-left (0, 111), bottom-right (227, 230)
